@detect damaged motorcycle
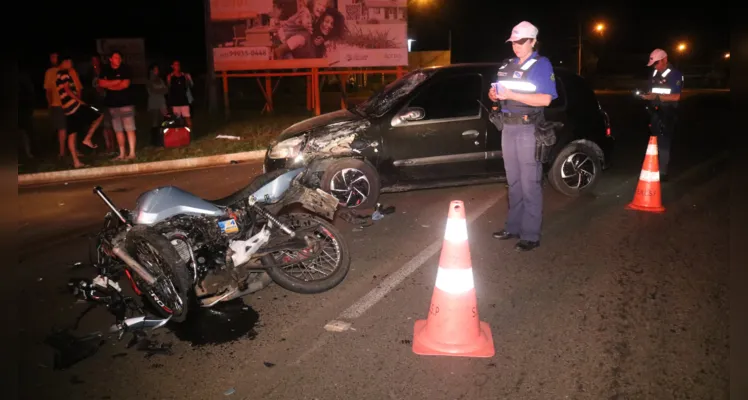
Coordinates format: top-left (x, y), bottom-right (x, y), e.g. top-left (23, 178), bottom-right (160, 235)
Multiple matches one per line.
top-left (88, 165), bottom-right (351, 323)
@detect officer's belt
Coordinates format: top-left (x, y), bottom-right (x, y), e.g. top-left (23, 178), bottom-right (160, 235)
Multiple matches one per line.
top-left (501, 112), bottom-right (541, 125)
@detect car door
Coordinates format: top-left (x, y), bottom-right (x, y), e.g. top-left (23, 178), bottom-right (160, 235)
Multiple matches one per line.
top-left (381, 73), bottom-right (488, 181)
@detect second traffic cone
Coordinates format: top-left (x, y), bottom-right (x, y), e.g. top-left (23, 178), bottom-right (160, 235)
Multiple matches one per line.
top-left (626, 136), bottom-right (665, 213)
top-left (412, 200), bottom-right (495, 358)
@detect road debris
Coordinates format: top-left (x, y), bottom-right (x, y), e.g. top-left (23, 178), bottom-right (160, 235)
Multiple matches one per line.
top-left (324, 320), bottom-right (352, 332)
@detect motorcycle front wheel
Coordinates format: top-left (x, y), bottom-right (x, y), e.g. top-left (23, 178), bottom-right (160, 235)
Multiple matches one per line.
top-left (125, 225), bottom-right (192, 322)
top-left (261, 213), bottom-right (351, 294)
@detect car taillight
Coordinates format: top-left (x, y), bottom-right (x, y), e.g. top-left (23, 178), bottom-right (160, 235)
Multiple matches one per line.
top-left (606, 127), bottom-right (611, 137)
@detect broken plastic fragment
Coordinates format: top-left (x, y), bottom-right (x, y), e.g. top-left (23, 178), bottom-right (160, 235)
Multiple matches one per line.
top-left (324, 320), bottom-right (352, 332)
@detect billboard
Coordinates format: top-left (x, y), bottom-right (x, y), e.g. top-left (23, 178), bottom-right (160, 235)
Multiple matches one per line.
top-left (209, 0), bottom-right (408, 71)
top-left (96, 38), bottom-right (148, 84)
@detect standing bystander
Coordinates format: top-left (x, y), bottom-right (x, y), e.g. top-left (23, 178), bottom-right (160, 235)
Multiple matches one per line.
top-left (56, 55), bottom-right (103, 168)
top-left (98, 50), bottom-right (137, 160)
top-left (166, 60), bottom-right (194, 129)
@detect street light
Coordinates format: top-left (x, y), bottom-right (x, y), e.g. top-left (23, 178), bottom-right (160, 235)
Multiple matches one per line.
top-left (577, 20), bottom-right (608, 75)
top-left (677, 42), bottom-right (687, 52)
top-left (724, 52), bottom-right (730, 59)
top-left (411, 0), bottom-right (433, 7)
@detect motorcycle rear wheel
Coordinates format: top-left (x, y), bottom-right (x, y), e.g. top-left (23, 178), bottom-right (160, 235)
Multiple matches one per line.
top-left (261, 213), bottom-right (351, 294)
top-left (125, 225), bottom-right (192, 322)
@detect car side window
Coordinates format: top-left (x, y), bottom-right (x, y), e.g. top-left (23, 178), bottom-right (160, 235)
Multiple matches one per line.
top-left (407, 74), bottom-right (482, 121)
top-left (549, 75), bottom-right (567, 109)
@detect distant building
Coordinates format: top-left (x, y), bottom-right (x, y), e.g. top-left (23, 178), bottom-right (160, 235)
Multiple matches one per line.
top-left (339, 0), bottom-right (407, 23)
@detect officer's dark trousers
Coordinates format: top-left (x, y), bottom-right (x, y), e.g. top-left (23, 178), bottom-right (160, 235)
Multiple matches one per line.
top-left (501, 123), bottom-right (543, 242)
top-left (650, 107), bottom-right (678, 175)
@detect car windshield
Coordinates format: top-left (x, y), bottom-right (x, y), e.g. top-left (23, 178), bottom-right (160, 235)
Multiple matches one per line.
top-left (357, 69), bottom-right (436, 117)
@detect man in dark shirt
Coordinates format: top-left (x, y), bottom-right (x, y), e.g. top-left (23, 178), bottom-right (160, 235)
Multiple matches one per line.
top-left (98, 50), bottom-right (137, 160)
top-left (56, 55), bottom-right (103, 168)
top-left (167, 60), bottom-right (193, 128)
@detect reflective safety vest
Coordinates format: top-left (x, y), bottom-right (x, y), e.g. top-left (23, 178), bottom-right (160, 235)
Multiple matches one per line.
top-left (650, 67), bottom-right (681, 95)
top-left (496, 56), bottom-right (544, 114)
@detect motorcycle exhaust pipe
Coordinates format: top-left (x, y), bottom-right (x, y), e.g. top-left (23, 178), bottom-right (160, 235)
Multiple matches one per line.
top-left (93, 186), bottom-right (130, 226)
top-left (112, 245), bottom-right (157, 286)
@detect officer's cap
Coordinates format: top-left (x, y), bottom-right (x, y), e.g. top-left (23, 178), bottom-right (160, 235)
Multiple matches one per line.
top-left (647, 49), bottom-right (668, 66)
top-left (506, 21), bottom-right (538, 42)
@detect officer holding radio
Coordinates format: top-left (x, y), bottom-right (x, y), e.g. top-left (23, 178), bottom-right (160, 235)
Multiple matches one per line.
top-left (638, 48), bottom-right (683, 180)
top-left (488, 21), bottom-right (558, 252)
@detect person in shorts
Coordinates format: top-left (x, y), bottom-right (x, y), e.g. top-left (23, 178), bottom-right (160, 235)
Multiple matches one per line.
top-left (98, 50), bottom-right (137, 160)
top-left (56, 55), bottom-right (103, 168)
top-left (89, 55), bottom-right (116, 153)
top-left (44, 52), bottom-right (69, 157)
top-left (167, 60), bottom-right (194, 128)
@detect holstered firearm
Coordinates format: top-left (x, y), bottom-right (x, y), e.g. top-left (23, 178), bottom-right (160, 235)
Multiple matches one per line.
top-left (532, 113), bottom-right (563, 163)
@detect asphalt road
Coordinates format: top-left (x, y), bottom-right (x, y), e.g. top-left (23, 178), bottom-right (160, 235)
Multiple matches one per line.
top-left (15, 92), bottom-right (729, 400)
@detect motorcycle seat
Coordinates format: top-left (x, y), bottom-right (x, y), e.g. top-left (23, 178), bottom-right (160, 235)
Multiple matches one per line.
top-left (207, 168), bottom-right (291, 207)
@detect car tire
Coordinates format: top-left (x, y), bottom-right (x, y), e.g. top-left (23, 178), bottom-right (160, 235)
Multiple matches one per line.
top-left (548, 142), bottom-right (602, 197)
top-left (320, 158), bottom-right (380, 209)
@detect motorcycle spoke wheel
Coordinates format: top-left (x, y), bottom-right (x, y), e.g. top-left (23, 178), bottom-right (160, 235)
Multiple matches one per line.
top-left (262, 213), bottom-right (351, 294)
top-left (275, 226), bottom-right (341, 282)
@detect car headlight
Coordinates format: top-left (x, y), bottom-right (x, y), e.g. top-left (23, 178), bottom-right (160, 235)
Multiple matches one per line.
top-left (268, 136), bottom-right (305, 159)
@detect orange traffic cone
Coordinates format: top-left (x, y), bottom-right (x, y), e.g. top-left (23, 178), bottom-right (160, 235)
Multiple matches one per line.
top-left (412, 200), bottom-right (495, 358)
top-left (626, 136), bottom-right (665, 213)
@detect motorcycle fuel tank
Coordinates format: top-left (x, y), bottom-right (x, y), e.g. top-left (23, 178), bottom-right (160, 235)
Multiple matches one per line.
top-left (251, 168), bottom-right (304, 204)
top-left (132, 186), bottom-right (226, 225)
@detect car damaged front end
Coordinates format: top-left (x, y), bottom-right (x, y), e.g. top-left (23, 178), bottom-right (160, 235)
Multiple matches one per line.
top-left (263, 113), bottom-right (378, 188)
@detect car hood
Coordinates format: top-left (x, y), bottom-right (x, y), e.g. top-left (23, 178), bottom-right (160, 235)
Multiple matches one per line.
top-left (272, 109), bottom-right (375, 157)
top-left (276, 109), bottom-right (364, 142)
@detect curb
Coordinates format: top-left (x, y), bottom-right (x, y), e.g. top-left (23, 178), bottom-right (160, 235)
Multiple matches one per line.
top-left (19, 150), bottom-right (267, 187)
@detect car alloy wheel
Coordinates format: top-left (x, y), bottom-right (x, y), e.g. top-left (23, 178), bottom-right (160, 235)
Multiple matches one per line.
top-left (329, 168), bottom-right (371, 208)
top-left (560, 152), bottom-right (597, 190)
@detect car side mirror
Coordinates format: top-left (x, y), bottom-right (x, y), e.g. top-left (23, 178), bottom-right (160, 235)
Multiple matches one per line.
top-left (391, 107), bottom-right (425, 127)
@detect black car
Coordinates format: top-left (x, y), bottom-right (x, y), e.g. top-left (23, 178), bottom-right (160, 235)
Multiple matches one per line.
top-left (263, 63), bottom-right (614, 209)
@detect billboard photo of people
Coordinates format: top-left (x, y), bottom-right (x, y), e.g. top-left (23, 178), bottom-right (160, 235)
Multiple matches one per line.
top-left (210, 0), bottom-right (408, 71)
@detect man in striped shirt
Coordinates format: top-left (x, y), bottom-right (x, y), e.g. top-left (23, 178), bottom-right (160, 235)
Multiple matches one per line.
top-left (56, 55), bottom-right (103, 168)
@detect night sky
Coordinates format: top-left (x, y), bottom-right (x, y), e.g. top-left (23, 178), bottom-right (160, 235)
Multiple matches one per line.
top-left (23, 0), bottom-right (728, 75)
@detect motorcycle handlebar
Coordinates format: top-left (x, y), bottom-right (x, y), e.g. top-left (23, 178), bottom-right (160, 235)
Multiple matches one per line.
top-left (93, 186), bottom-right (130, 226)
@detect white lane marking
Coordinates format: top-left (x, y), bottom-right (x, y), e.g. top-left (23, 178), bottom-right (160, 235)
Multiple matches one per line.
top-left (336, 194), bottom-right (504, 321)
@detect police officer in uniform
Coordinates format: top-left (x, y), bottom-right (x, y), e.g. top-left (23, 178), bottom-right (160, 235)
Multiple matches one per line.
top-left (488, 21), bottom-right (558, 252)
top-left (639, 48), bottom-right (683, 181)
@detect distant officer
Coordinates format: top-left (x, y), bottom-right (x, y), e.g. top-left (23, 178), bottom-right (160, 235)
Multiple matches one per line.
top-left (488, 21), bottom-right (558, 252)
top-left (639, 48), bottom-right (683, 180)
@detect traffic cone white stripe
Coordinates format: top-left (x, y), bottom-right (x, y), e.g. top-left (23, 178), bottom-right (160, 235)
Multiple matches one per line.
top-left (646, 144), bottom-right (658, 155)
top-left (434, 267), bottom-right (475, 294)
top-left (444, 218), bottom-right (468, 243)
top-left (639, 170), bottom-right (660, 182)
